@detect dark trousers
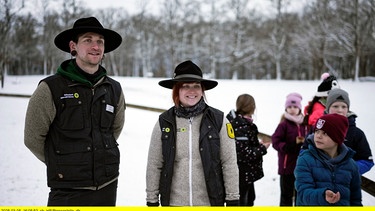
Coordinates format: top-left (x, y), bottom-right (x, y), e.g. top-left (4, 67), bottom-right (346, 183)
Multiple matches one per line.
top-left (47, 180), bottom-right (118, 206)
top-left (239, 182), bottom-right (255, 206)
top-left (279, 174), bottom-right (296, 206)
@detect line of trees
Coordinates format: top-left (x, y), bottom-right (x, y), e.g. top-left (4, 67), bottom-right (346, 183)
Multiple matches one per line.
top-left (1, 0), bottom-right (375, 80)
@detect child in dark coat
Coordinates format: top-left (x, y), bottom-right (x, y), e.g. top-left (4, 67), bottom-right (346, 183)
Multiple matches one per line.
top-left (227, 94), bottom-right (270, 206)
top-left (325, 88), bottom-right (374, 174)
top-left (271, 92), bottom-right (308, 206)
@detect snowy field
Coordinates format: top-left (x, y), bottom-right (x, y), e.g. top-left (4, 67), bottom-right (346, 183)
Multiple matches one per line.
top-left (0, 75), bottom-right (374, 206)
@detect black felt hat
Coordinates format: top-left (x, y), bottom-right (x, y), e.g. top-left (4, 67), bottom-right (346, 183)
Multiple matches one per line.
top-left (158, 60), bottom-right (218, 90)
top-left (54, 17), bottom-right (122, 53)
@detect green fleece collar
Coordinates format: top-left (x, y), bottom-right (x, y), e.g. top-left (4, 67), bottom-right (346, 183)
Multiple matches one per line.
top-left (57, 59), bottom-right (106, 87)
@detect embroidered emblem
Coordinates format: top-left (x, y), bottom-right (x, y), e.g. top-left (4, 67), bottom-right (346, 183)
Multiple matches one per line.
top-left (162, 127), bottom-right (171, 133)
top-left (226, 123), bottom-right (235, 139)
top-left (316, 119), bottom-right (325, 129)
top-left (60, 93), bottom-right (80, 99)
top-left (177, 127), bottom-right (187, 132)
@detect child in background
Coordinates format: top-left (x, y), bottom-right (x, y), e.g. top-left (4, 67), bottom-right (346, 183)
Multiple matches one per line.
top-left (227, 94), bottom-right (270, 206)
top-left (303, 73), bottom-right (340, 132)
top-left (271, 92), bottom-right (308, 206)
top-left (325, 88), bottom-right (374, 174)
top-left (294, 114), bottom-right (362, 206)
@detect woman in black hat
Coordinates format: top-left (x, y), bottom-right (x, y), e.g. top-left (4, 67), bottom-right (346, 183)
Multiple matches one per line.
top-left (145, 60), bottom-right (240, 206)
top-left (24, 17), bottom-right (125, 206)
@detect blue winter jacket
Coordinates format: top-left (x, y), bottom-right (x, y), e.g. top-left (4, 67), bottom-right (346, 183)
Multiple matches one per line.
top-left (294, 135), bottom-right (362, 206)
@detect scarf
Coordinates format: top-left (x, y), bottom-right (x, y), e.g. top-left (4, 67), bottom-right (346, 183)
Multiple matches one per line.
top-left (243, 115), bottom-right (253, 124)
top-left (284, 112), bottom-right (304, 124)
top-left (174, 98), bottom-right (207, 119)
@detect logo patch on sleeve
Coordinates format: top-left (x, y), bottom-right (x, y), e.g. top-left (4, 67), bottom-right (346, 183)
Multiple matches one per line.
top-left (226, 123), bottom-right (235, 139)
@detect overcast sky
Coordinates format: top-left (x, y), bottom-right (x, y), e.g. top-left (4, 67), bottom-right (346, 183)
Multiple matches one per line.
top-left (20, 0), bottom-right (309, 20)
top-left (84, 0), bottom-right (309, 17)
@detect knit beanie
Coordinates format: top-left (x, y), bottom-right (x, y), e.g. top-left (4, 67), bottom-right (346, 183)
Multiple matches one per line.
top-left (315, 113), bottom-right (348, 145)
top-left (325, 88), bottom-right (350, 113)
top-left (285, 92), bottom-right (302, 110)
top-left (315, 73), bottom-right (340, 97)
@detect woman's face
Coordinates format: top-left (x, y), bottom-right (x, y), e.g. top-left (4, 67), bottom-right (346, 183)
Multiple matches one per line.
top-left (178, 82), bottom-right (203, 107)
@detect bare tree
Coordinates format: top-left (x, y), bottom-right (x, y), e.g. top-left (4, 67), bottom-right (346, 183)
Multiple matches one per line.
top-left (33, 0), bottom-right (62, 75)
top-left (158, 0), bottom-right (184, 77)
top-left (292, 0), bottom-right (333, 80)
top-left (0, 0), bottom-right (25, 82)
top-left (95, 7), bottom-right (130, 76)
top-left (2, 0), bottom-right (375, 80)
top-left (11, 14), bottom-right (39, 74)
top-left (267, 0), bottom-right (289, 80)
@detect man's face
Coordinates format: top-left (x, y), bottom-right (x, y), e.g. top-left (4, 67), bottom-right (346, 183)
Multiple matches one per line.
top-left (70, 32), bottom-right (105, 72)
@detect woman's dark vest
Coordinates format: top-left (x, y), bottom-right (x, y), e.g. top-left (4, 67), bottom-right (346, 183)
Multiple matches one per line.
top-left (158, 106), bottom-right (225, 206)
top-left (42, 74), bottom-right (122, 189)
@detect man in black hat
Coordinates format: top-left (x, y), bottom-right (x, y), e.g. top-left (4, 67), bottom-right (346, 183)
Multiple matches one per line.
top-left (146, 60), bottom-right (240, 206)
top-left (24, 17), bottom-right (125, 206)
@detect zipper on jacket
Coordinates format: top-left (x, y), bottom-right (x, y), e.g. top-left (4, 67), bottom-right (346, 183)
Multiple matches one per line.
top-left (188, 117), bottom-right (193, 206)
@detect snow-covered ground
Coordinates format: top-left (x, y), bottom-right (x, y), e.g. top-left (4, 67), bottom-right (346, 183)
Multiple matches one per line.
top-left (0, 75), bottom-right (374, 206)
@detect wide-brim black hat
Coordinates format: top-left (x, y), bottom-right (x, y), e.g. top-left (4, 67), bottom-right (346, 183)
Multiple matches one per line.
top-left (54, 17), bottom-right (122, 53)
top-left (159, 60), bottom-right (218, 90)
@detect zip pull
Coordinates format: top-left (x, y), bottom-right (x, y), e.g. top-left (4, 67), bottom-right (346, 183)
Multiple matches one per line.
top-left (188, 117), bottom-right (193, 124)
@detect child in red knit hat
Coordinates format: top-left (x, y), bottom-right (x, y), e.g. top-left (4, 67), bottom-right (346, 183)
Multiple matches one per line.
top-left (294, 113), bottom-right (362, 206)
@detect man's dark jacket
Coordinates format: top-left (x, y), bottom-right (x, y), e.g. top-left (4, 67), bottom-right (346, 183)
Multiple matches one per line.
top-left (43, 71), bottom-right (122, 189)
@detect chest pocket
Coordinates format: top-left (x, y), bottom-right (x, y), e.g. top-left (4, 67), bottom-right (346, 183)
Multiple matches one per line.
top-left (57, 97), bottom-right (84, 130)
